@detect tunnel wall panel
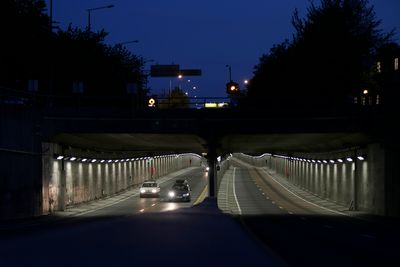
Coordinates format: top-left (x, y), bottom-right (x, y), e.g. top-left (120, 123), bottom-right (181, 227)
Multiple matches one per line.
top-left (42, 143), bottom-right (201, 213)
top-left (235, 144), bottom-right (387, 216)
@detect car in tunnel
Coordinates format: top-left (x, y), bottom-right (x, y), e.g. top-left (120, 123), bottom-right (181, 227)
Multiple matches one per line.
top-left (167, 182), bottom-right (191, 202)
top-left (174, 179), bottom-right (191, 191)
top-left (139, 181), bottom-right (160, 198)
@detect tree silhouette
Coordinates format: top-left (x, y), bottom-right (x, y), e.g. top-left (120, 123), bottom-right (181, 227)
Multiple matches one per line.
top-left (247, 0), bottom-right (394, 110)
top-left (0, 0), bottom-right (148, 105)
top-left (0, 0), bottom-right (51, 84)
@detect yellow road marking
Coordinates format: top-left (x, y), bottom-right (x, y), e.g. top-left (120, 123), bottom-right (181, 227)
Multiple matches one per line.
top-left (193, 184), bottom-right (209, 206)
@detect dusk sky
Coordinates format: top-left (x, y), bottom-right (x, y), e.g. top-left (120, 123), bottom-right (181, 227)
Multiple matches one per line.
top-left (46, 0), bottom-right (400, 97)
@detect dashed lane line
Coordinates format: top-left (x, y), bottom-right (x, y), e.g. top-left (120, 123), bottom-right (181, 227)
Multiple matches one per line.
top-left (260, 169), bottom-right (346, 216)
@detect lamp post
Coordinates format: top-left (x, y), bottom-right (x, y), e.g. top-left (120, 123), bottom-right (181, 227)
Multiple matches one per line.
top-left (118, 40), bottom-right (139, 45)
top-left (87, 4), bottom-right (114, 31)
top-left (226, 65), bottom-right (232, 82)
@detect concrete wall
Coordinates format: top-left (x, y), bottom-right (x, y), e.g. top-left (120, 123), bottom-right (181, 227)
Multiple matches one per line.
top-left (0, 106), bottom-right (43, 220)
top-left (42, 143), bottom-right (202, 213)
top-left (235, 143), bottom-right (388, 216)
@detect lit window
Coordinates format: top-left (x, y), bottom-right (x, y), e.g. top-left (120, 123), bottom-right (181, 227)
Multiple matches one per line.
top-left (376, 94), bottom-right (380, 105)
top-left (395, 58), bottom-right (399, 71)
top-left (377, 62), bottom-right (382, 73)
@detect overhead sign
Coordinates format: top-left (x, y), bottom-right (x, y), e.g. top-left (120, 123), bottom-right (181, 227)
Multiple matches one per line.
top-left (150, 64), bottom-right (202, 77)
top-left (179, 69), bottom-right (202, 76)
top-left (150, 65), bottom-right (180, 77)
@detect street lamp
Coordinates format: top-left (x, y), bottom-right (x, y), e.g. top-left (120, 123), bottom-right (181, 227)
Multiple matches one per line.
top-left (87, 4), bottom-right (115, 31)
top-left (118, 40), bottom-right (139, 45)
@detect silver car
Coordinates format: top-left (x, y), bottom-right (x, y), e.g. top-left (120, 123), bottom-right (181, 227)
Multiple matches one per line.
top-left (139, 181), bottom-right (160, 198)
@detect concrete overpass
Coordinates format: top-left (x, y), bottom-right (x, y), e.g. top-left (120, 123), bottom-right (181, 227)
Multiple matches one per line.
top-left (1, 102), bottom-right (399, 220)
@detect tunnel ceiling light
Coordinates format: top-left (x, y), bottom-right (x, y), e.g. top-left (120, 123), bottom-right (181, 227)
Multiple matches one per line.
top-left (337, 159), bottom-right (343, 163)
top-left (329, 160), bottom-right (335, 163)
top-left (108, 160), bottom-right (113, 163)
top-left (81, 158), bottom-right (87, 162)
top-left (311, 160), bottom-right (316, 163)
top-left (100, 160), bottom-right (105, 163)
top-left (322, 160), bottom-right (328, 164)
top-left (56, 155), bottom-right (64, 160)
top-left (115, 160), bottom-right (119, 163)
top-left (317, 160), bottom-right (322, 163)
top-left (346, 157), bottom-right (353, 162)
top-left (91, 159), bottom-right (97, 163)
top-left (357, 156), bottom-right (365, 161)
top-left (70, 157), bottom-right (77, 161)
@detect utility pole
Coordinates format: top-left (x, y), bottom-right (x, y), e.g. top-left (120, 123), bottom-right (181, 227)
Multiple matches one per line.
top-left (50, 0), bottom-right (53, 29)
top-left (226, 64), bottom-right (232, 82)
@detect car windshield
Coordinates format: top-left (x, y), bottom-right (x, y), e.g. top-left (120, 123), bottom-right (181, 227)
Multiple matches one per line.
top-left (172, 184), bottom-right (187, 191)
top-left (142, 183), bottom-right (157, 187)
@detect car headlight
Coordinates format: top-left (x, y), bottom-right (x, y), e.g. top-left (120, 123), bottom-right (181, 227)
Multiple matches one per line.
top-left (183, 193), bottom-right (189, 197)
top-left (206, 167), bottom-right (210, 171)
top-left (168, 191), bottom-right (175, 197)
top-left (140, 189), bottom-right (146, 193)
top-left (151, 189), bottom-right (157, 193)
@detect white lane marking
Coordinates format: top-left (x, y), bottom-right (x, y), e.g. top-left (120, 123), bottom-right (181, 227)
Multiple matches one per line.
top-left (226, 167), bottom-right (230, 204)
top-left (261, 169), bottom-right (345, 216)
top-left (151, 204), bottom-right (156, 207)
top-left (232, 167), bottom-right (242, 215)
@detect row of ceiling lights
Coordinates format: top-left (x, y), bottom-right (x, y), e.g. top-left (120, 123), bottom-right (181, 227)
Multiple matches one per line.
top-left (252, 153), bottom-right (366, 163)
top-left (54, 154), bottom-right (180, 163)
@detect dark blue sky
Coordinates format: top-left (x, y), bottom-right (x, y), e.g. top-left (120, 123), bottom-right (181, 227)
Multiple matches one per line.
top-left (47, 0), bottom-right (399, 97)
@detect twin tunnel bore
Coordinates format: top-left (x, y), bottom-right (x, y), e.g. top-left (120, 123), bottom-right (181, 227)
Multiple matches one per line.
top-left (41, 130), bottom-right (392, 217)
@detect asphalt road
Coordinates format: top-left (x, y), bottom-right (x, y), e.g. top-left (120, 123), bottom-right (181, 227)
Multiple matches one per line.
top-left (2, 161), bottom-right (399, 267)
top-left (221, 159), bottom-right (400, 267)
top-left (0, 166), bottom-right (286, 267)
top-left (77, 166), bottom-right (209, 218)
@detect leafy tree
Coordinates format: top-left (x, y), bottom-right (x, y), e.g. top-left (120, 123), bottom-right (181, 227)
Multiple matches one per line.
top-left (248, 0), bottom-right (393, 109)
top-left (0, 0), bottom-right (148, 103)
top-left (0, 0), bottom-right (51, 82)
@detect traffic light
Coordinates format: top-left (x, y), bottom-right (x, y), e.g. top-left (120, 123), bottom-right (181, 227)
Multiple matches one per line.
top-left (148, 96), bottom-right (157, 107)
top-left (226, 81), bottom-right (240, 95)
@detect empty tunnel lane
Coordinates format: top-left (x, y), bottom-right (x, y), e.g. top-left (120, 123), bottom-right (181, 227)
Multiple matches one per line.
top-left (217, 157), bottom-right (400, 267)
